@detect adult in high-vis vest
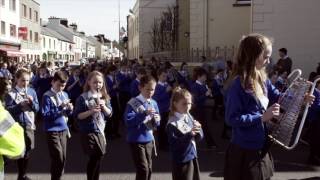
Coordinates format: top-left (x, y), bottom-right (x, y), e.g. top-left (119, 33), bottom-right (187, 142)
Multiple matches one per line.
top-left (0, 77), bottom-right (25, 180)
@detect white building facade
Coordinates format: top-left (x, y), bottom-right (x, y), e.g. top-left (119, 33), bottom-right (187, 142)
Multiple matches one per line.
top-left (128, 0), bottom-right (176, 59)
top-left (252, 0), bottom-right (320, 76)
top-left (0, 0), bottom-right (22, 61)
top-left (20, 0), bottom-right (41, 63)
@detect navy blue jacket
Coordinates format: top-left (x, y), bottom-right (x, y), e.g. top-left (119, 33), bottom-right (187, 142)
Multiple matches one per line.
top-left (105, 75), bottom-right (117, 98)
top-left (41, 90), bottom-right (72, 132)
top-left (66, 76), bottom-right (84, 102)
top-left (116, 72), bottom-right (132, 94)
top-left (124, 95), bottom-right (160, 143)
top-left (225, 77), bottom-right (280, 150)
top-left (307, 88), bottom-right (320, 123)
top-left (153, 82), bottom-right (171, 113)
top-left (130, 79), bottom-right (140, 98)
top-left (166, 113), bottom-right (203, 164)
top-left (190, 81), bottom-right (208, 108)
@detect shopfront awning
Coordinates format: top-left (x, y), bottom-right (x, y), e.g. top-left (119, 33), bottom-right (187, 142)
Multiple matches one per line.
top-left (0, 48), bottom-right (26, 57)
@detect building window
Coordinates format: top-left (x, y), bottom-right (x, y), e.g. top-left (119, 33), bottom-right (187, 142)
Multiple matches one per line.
top-left (43, 37), bottom-right (45, 48)
top-left (22, 4), bottom-right (27, 17)
top-left (34, 10), bottom-right (39, 22)
top-left (234, 0), bottom-right (251, 6)
top-left (54, 40), bottom-right (56, 49)
top-left (49, 39), bottom-right (51, 49)
top-left (34, 32), bottom-right (39, 43)
top-left (29, 8), bottom-right (32, 20)
top-left (9, 0), bottom-right (16, 11)
top-left (1, 0), bottom-right (5, 7)
top-left (10, 24), bottom-right (16, 37)
top-left (1, 21), bottom-right (5, 35)
top-left (29, 30), bottom-right (32, 42)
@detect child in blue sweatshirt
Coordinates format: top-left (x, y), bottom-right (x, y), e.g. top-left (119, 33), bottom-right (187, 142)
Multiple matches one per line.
top-left (124, 75), bottom-right (160, 180)
top-left (153, 68), bottom-right (172, 150)
top-left (74, 71), bottom-right (112, 180)
top-left (166, 87), bottom-right (203, 180)
top-left (130, 67), bottom-right (147, 98)
top-left (42, 71), bottom-right (73, 180)
top-left (190, 67), bottom-right (216, 148)
top-left (224, 34), bottom-right (314, 180)
top-left (5, 68), bottom-right (39, 180)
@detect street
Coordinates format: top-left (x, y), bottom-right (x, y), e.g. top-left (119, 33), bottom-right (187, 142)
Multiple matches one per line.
top-left (4, 108), bottom-right (320, 180)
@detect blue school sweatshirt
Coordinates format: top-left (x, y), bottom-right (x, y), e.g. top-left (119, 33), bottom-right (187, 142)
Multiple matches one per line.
top-left (41, 89), bottom-right (72, 132)
top-left (153, 82), bottom-right (171, 114)
top-left (124, 95), bottom-right (160, 143)
top-left (225, 77), bottom-right (280, 150)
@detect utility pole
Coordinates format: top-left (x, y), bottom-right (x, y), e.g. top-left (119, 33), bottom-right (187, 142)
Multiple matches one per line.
top-left (118, 0), bottom-right (121, 59)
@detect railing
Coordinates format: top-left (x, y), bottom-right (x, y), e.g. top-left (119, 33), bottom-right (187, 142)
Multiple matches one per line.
top-left (145, 46), bottom-right (236, 62)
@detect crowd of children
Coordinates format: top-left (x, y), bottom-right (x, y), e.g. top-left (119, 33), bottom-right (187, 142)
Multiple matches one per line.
top-left (0, 33), bottom-right (319, 180)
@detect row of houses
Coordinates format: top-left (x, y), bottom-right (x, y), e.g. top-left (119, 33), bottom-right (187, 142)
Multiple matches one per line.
top-left (0, 0), bottom-right (120, 64)
top-left (127, 0), bottom-right (320, 76)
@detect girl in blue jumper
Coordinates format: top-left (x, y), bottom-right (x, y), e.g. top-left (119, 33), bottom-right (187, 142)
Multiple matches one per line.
top-left (74, 71), bottom-right (112, 180)
top-left (224, 34), bottom-right (315, 180)
top-left (153, 68), bottom-right (172, 150)
top-left (166, 87), bottom-right (203, 180)
top-left (5, 68), bottom-right (39, 180)
top-left (42, 71), bottom-right (73, 180)
top-left (124, 75), bottom-right (160, 180)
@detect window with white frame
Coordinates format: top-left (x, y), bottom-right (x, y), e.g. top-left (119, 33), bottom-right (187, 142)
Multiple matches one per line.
top-left (1, 21), bottom-right (5, 35)
top-left (43, 37), bottom-right (46, 48)
top-left (34, 32), bottom-right (39, 43)
top-left (1, 0), bottom-right (5, 7)
top-left (10, 24), bottom-right (16, 37)
top-left (34, 10), bottom-right (39, 22)
top-left (29, 30), bottom-right (32, 42)
top-left (22, 4), bottom-right (27, 17)
top-left (9, 0), bottom-right (16, 11)
top-left (29, 7), bottom-right (32, 20)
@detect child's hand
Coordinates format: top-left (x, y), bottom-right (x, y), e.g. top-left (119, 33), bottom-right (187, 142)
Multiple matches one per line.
top-left (67, 103), bottom-right (73, 111)
top-left (304, 92), bottom-right (315, 105)
top-left (193, 120), bottom-right (202, 129)
top-left (262, 103), bottom-right (280, 122)
top-left (146, 108), bottom-right (156, 116)
top-left (90, 106), bottom-right (101, 114)
top-left (166, 85), bottom-right (172, 92)
top-left (153, 114), bottom-right (161, 122)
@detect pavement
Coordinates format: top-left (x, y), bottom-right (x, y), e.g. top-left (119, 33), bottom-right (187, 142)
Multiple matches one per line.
top-left (4, 107), bottom-right (320, 180)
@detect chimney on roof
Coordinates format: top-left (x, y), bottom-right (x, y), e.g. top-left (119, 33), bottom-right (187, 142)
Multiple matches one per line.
top-left (60, 19), bottom-right (68, 27)
top-left (70, 23), bottom-right (78, 32)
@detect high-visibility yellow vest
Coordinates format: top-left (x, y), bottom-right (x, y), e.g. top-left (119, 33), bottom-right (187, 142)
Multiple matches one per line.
top-left (0, 102), bottom-right (25, 180)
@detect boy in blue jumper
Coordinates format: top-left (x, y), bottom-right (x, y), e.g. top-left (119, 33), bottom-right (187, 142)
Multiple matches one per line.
top-left (166, 88), bottom-right (203, 180)
top-left (153, 68), bottom-right (172, 150)
top-left (42, 71), bottom-right (73, 180)
top-left (124, 75), bottom-right (160, 180)
top-left (130, 67), bottom-right (147, 98)
top-left (5, 68), bottom-right (39, 180)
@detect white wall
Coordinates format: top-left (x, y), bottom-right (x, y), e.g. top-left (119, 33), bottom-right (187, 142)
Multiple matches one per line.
top-left (0, 0), bottom-right (20, 44)
top-left (252, 0), bottom-right (320, 77)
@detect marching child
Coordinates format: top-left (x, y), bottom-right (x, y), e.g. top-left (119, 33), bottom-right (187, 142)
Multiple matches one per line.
top-left (74, 71), bottom-right (112, 180)
top-left (124, 75), bottom-right (160, 180)
top-left (153, 68), bottom-right (172, 150)
top-left (130, 67), bottom-right (147, 98)
top-left (166, 87), bottom-right (203, 180)
top-left (42, 71), bottom-right (73, 180)
top-left (5, 68), bottom-right (39, 180)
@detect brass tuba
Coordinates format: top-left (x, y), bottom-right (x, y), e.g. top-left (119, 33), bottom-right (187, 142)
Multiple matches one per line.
top-left (267, 69), bottom-right (320, 150)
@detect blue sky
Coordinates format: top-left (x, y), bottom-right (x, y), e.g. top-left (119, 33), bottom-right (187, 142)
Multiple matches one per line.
top-left (39, 0), bottom-right (136, 41)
